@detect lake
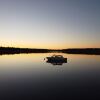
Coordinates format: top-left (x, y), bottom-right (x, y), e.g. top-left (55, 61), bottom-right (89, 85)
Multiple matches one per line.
top-left (0, 53), bottom-right (100, 99)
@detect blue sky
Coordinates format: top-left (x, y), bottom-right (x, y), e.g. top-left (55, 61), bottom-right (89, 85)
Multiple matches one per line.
top-left (0, 0), bottom-right (100, 49)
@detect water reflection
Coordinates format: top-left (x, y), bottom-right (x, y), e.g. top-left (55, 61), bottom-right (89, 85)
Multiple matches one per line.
top-left (0, 53), bottom-right (100, 99)
top-left (46, 61), bottom-right (67, 65)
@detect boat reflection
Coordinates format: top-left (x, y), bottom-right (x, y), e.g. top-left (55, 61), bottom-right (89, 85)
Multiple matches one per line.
top-left (46, 61), bottom-right (67, 65)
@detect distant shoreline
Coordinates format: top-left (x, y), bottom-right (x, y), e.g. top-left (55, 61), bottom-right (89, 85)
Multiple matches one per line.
top-left (61, 48), bottom-right (100, 55)
top-left (0, 47), bottom-right (100, 55)
top-left (0, 47), bottom-right (51, 55)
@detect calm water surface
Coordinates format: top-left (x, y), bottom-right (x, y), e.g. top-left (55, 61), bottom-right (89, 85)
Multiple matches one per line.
top-left (0, 53), bottom-right (100, 99)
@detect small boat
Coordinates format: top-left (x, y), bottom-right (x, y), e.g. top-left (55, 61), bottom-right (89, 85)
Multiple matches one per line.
top-left (46, 55), bottom-right (67, 63)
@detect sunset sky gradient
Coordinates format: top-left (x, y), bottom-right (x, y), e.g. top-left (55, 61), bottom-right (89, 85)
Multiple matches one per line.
top-left (0, 0), bottom-right (100, 49)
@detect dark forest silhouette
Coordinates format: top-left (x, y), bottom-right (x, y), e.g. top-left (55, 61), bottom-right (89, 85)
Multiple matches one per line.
top-left (62, 48), bottom-right (100, 55)
top-left (0, 47), bottom-right (50, 55)
top-left (0, 47), bottom-right (100, 55)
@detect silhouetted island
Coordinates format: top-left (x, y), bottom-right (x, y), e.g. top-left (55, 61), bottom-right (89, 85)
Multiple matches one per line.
top-left (0, 47), bottom-right (100, 55)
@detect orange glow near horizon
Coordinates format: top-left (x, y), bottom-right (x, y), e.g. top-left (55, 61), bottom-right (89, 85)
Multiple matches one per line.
top-left (0, 41), bottom-right (100, 49)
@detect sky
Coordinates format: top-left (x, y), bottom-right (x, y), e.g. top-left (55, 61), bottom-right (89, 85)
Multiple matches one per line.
top-left (0, 0), bottom-right (100, 49)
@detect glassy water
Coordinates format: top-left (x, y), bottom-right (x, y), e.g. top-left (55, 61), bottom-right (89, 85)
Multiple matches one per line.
top-left (0, 53), bottom-right (100, 99)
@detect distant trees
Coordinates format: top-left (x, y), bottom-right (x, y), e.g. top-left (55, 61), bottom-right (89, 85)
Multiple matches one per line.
top-left (0, 47), bottom-right (100, 55)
